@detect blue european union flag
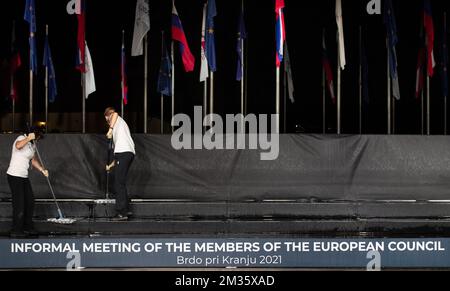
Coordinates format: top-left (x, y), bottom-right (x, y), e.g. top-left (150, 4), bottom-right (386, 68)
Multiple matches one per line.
top-left (24, 0), bottom-right (37, 74)
top-left (43, 36), bottom-right (57, 103)
top-left (206, 0), bottom-right (217, 72)
top-left (157, 37), bottom-right (172, 97)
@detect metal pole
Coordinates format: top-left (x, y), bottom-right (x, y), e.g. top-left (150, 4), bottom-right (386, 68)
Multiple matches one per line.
top-left (121, 30), bottom-right (125, 119)
top-left (276, 67), bottom-right (280, 134)
top-left (387, 38), bottom-right (391, 135)
top-left (29, 59), bottom-right (33, 126)
top-left (392, 92), bottom-right (396, 134)
top-left (82, 69), bottom-right (86, 133)
top-left (283, 65), bottom-right (287, 133)
top-left (445, 96), bottom-right (448, 135)
top-left (210, 72), bottom-right (214, 116)
top-left (45, 25), bottom-right (49, 132)
top-left (144, 35), bottom-right (148, 133)
top-left (161, 31), bottom-right (164, 134)
top-left (359, 26), bottom-right (362, 135)
top-left (241, 0), bottom-right (245, 133)
top-left (322, 65), bottom-right (326, 134)
top-left (10, 20), bottom-right (16, 132)
top-left (427, 76), bottom-right (430, 135)
top-left (337, 44), bottom-right (341, 135)
top-left (421, 90), bottom-right (424, 135)
top-left (171, 41), bottom-right (175, 133)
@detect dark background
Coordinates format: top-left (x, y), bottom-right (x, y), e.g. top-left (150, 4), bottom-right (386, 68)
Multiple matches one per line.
top-left (0, 0), bottom-right (449, 134)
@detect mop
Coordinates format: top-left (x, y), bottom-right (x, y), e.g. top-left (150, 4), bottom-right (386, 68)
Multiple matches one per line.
top-left (34, 140), bottom-right (76, 225)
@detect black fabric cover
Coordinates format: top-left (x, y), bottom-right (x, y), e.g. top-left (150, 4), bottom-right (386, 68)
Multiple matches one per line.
top-left (1, 134), bottom-right (449, 201)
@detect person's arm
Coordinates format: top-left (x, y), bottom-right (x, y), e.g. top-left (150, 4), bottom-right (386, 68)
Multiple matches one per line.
top-left (106, 112), bottom-right (119, 139)
top-left (15, 133), bottom-right (35, 150)
top-left (31, 156), bottom-right (49, 177)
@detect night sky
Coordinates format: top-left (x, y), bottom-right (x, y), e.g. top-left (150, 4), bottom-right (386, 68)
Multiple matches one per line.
top-left (1, 0), bottom-right (450, 134)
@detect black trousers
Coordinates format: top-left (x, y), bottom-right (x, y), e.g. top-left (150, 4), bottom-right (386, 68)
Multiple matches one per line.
top-left (7, 174), bottom-right (34, 233)
top-left (114, 152), bottom-right (134, 215)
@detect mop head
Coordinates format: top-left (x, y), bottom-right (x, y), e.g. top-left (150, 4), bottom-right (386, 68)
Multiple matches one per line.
top-left (47, 217), bottom-right (76, 225)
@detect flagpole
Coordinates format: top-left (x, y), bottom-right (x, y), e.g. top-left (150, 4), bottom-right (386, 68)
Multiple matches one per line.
top-left (10, 20), bottom-right (16, 133)
top-left (322, 62), bottom-right (326, 134)
top-left (82, 68), bottom-right (86, 133)
top-left (241, 0), bottom-right (245, 133)
top-left (171, 41), bottom-right (175, 133)
top-left (210, 72), bottom-right (214, 117)
top-left (427, 76), bottom-right (430, 135)
top-left (337, 42), bottom-right (341, 135)
top-left (29, 46), bottom-right (33, 126)
top-left (121, 30), bottom-right (125, 119)
top-left (160, 31), bottom-right (164, 134)
top-left (144, 34), bottom-right (148, 133)
top-left (45, 25), bottom-right (49, 133)
top-left (445, 12), bottom-right (448, 135)
top-left (359, 26), bottom-right (362, 135)
top-left (276, 66), bottom-right (280, 133)
top-left (421, 90), bottom-right (424, 135)
top-left (387, 37), bottom-right (391, 135)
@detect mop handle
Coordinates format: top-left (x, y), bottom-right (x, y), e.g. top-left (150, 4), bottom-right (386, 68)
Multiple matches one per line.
top-left (34, 141), bottom-right (64, 219)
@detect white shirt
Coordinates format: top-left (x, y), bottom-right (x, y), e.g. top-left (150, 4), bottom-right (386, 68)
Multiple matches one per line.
top-left (113, 116), bottom-right (136, 155)
top-left (6, 135), bottom-right (35, 178)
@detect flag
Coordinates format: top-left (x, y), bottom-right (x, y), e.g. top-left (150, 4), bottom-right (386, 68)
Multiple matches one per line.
top-left (131, 0), bottom-right (150, 57)
top-left (121, 35), bottom-right (128, 105)
top-left (440, 14), bottom-right (448, 98)
top-left (84, 42), bottom-right (96, 98)
top-left (335, 0), bottom-right (346, 70)
top-left (236, 8), bottom-right (246, 81)
top-left (361, 35), bottom-right (369, 104)
top-left (10, 22), bottom-right (22, 101)
top-left (200, 4), bottom-right (209, 82)
top-left (275, 0), bottom-right (285, 67)
top-left (416, 48), bottom-right (426, 99)
top-left (172, 2), bottom-right (195, 72)
top-left (322, 32), bottom-right (336, 104)
top-left (43, 35), bottom-right (57, 103)
top-left (383, 0), bottom-right (400, 100)
top-left (206, 0), bottom-right (217, 72)
top-left (284, 43), bottom-right (295, 103)
top-left (424, 0), bottom-right (435, 77)
top-left (24, 0), bottom-right (37, 74)
top-left (157, 37), bottom-right (172, 97)
top-left (75, 0), bottom-right (86, 72)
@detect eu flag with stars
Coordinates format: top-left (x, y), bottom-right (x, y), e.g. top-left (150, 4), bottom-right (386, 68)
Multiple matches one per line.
top-left (206, 0), bottom-right (217, 72)
top-left (43, 35), bottom-right (57, 103)
top-left (24, 0), bottom-right (37, 74)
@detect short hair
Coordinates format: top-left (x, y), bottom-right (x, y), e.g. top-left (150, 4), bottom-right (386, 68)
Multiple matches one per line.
top-left (104, 107), bottom-right (116, 117)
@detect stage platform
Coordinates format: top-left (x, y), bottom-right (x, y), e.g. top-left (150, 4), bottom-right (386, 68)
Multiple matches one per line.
top-left (1, 134), bottom-right (450, 237)
top-left (1, 200), bottom-right (450, 237)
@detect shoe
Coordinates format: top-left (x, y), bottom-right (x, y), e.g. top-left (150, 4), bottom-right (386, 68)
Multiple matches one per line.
top-left (10, 231), bottom-right (27, 239)
top-left (111, 214), bottom-right (128, 221)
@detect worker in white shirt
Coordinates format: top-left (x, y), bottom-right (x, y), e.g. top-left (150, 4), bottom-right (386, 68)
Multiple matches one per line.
top-left (6, 127), bottom-right (48, 238)
top-left (104, 107), bottom-right (136, 221)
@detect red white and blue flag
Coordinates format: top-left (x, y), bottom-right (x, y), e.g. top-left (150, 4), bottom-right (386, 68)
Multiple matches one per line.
top-left (275, 0), bottom-right (285, 68)
top-left (172, 2), bottom-right (195, 72)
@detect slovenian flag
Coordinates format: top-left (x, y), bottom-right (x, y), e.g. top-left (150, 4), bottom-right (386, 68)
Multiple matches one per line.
top-left (172, 2), bottom-right (195, 72)
top-left (275, 0), bottom-right (285, 68)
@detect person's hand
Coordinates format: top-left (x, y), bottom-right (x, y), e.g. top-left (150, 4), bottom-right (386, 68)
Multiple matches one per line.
top-left (41, 169), bottom-right (49, 177)
top-left (27, 133), bottom-right (36, 142)
top-left (106, 162), bottom-right (115, 172)
top-left (106, 128), bottom-right (113, 139)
